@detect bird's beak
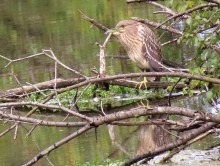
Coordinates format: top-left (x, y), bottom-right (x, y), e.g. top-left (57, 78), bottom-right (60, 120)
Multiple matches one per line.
top-left (105, 28), bottom-right (120, 35)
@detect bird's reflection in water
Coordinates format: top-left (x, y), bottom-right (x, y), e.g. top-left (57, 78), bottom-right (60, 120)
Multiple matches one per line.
top-left (136, 116), bottom-right (172, 156)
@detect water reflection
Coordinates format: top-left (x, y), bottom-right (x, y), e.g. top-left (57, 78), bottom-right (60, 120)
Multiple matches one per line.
top-left (136, 116), bottom-right (172, 156)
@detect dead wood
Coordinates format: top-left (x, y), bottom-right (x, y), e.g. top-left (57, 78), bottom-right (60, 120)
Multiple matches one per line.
top-left (2, 70), bottom-right (220, 99)
top-left (0, 76), bottom-right (187, 99)
top-left (0, 77), bottom-right (86, 98)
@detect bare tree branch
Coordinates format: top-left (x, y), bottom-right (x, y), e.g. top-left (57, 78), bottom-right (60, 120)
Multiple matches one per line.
top-left (0, 50), bottom-right (87, 78)
top-left (156, 3), bottom-right (218, 28)
top-left (132, 17), bottom-right (182, 35)
top-left (205, 0), bottom-right (220, 5)
top-left (0, 110), bottom-right (87, 127)
top-left (42, 49), bottom-right (87, 78)
top-left (127, 0), bottom-right (177, 16)
top-left (79, 10), bottom-right (109, 32)
top-left (0, 102), bottom-right (91, 121)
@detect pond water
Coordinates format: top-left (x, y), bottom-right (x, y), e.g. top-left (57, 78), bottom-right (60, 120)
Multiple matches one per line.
top-left (0, 0), bottom-right (219, 166)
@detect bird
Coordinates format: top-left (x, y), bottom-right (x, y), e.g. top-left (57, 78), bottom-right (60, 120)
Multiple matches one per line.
top-left (108, 20), bottom-right (162, 87)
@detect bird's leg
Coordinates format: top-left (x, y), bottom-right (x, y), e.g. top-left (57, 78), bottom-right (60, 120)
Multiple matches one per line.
top-left (135, 69), bottom-right (149, 89)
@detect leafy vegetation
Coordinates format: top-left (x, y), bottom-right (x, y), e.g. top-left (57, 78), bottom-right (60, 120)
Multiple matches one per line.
top-left (27, 84), bottom-right (166, 112)
top-left (167, 0), bottom-right (220, 100)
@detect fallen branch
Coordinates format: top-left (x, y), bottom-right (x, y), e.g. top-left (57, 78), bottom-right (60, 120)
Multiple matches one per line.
top-left (3, 71), bottom-right (218, 98)
top-left (57, 72), bottom-right (220, 91)
top-left (0, 77), bottom-right (86, 98)
top-left (0, 77), bottom-right (187, 99)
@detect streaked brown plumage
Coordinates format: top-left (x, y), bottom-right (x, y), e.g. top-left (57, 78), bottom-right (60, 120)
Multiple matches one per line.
top-left (112, 20), bottom-right (162, 73)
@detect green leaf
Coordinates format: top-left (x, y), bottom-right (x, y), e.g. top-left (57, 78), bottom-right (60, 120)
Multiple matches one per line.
top-left (206, 91), bottom-right (213, 100)
top-left (186, 17), bottom-right (192, 25)
top-left (190, 80), bottom-right (200, 89)
top-left (195, 15), bottom-right (201, 20)
top-left (188, 90), bottom-right (194, 97)
top-left (167, 86), bottom-right (173, 92)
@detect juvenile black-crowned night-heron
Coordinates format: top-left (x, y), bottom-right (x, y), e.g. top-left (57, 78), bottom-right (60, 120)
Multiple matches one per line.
top-left (109, 20), bottom-right (162, 85)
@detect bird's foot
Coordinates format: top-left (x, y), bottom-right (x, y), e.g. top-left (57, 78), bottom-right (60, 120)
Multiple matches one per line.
top-left (135, 77), bottom-right (148, 89)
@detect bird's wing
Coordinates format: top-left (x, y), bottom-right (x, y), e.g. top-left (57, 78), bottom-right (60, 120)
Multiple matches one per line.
top-left (142, 27), bottom-right (162, 72)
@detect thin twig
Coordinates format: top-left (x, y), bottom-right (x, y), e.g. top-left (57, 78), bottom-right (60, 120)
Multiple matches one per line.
top-left (79, 10), bottom-right (109, 32)
top-left (43, 49), bottom-right (87, 78)
top-left (25, 82), bottom-right (47, 97)
top-left (32, 138), bottom-right (55, 166)
top-left (146, 1), bottom-right (177, 16)
top-left (26, 124), bottom-right (39, 137)
top-left (13, 75), bottom-right (31, 100)
top-left (13, 124), bottom-right (18, 140)
top-left (161, 39), bottom-right (178, 46)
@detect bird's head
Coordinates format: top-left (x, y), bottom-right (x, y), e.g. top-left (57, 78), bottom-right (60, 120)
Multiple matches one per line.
top-left (106, 20), bottom-right (138, 36)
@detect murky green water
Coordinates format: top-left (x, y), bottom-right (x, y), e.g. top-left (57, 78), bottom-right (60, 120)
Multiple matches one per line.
top-left (0, 1), bottom-right (219, 166)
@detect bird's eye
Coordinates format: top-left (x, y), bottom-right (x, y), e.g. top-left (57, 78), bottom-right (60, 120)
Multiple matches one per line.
top-left (119, 25), bottom-right (125, 30)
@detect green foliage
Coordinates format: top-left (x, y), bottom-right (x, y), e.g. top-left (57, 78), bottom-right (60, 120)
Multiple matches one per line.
top-left (168, 0), bottom-right (206, 12)
top-left (206, 90), bottom-right (213, 101)
top-left (168, 1), bottom-right (220, 99)
top-left (26, 85), bottom-right (166, 113)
